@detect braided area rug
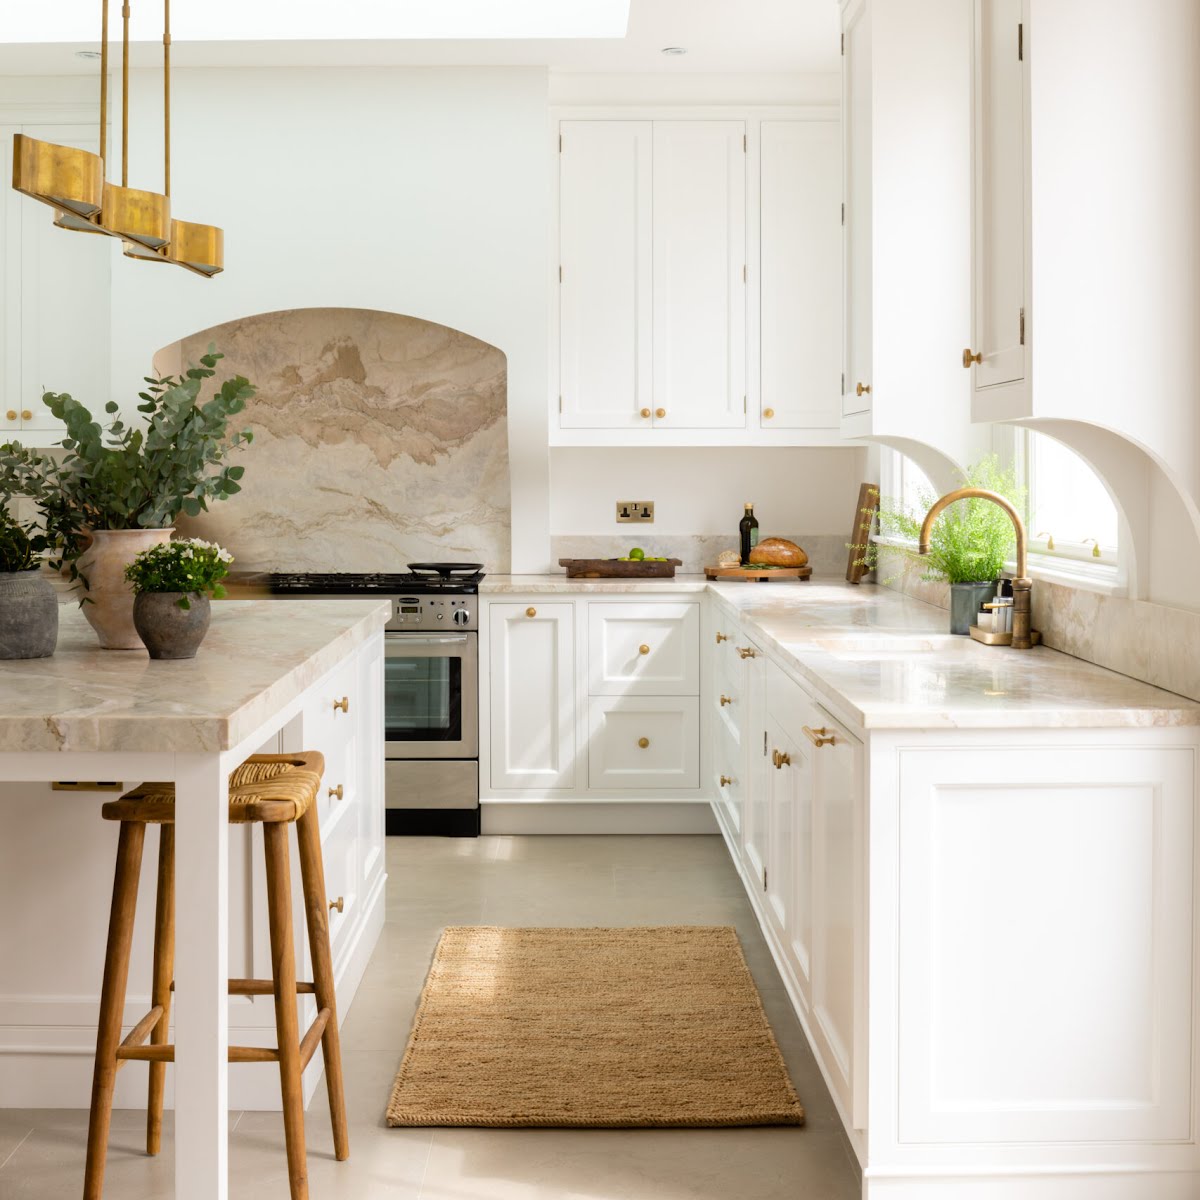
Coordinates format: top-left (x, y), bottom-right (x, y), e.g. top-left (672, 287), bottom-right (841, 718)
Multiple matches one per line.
top-left (386, 925), bottom-right (805, 1128)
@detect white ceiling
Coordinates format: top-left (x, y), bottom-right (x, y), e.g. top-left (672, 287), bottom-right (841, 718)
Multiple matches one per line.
top-left (0, 1), bottom-right (840, 76)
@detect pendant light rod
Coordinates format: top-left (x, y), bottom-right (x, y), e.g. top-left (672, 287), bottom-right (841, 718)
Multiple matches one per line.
top-left (163, 0), bottom-right (170, 196)
top-left (121, 0), bottom-right (129, 187)
top-left (99, 0), bottom-right (108, 167)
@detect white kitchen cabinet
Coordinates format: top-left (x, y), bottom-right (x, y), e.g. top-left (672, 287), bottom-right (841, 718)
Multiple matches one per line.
top-left (588, 695), bottom-right (699, 790)
top-left (588, 601), bottom-right (699, 696)
top-left (760, 120), bottom-right (841, 431)
top-left (738, 639), bottom-right (770, 890)
top-left (1, 122), bottom-right (111, 443)
top-left (488, 602), bottom-right (576, 791)
top-left (558, 121), bottom-right (652, 430)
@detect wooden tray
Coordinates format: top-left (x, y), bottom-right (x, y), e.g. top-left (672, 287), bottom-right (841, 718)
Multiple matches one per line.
top-left (559, 557), bottom-right (683, 579)
top-left (704, 564), bottom-right (812, 582)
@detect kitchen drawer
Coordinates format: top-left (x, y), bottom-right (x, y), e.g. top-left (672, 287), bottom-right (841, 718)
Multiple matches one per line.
top-left (714, 671), bottom-right (742, 744)
top-left (588, 602), bottom-right (699, 696)
top-left (714, 718), bottom-right (743, 835)
top-left (301, 657), bottom-right (360, 810)
top-left (588, 696), bottom-right (700, 789)
top-left (320, 807), bottom-right (359, 955)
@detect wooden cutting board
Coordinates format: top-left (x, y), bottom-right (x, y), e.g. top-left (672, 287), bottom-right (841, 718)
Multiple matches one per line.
top-left (704, 565), bottom-right (812, 582)
top-left (559, 557), bottom-right (683, 579)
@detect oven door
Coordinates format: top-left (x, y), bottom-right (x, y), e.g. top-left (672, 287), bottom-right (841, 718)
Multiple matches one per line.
top-left (384, 633), bottom-right (478, 759)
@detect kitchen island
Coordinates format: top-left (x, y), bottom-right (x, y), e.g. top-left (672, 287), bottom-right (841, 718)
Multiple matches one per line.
top-left (0, 599), bottom-right (388, 1200)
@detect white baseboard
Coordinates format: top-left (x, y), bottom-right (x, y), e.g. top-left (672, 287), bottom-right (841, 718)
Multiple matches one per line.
top-left (481, 799), bottom-right (718, 834)
top-left (864, 1169), bottom-right (1200, 1200)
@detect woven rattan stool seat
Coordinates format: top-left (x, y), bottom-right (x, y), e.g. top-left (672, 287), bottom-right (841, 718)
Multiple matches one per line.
top-left (101, 752), bottom-right (325, 825)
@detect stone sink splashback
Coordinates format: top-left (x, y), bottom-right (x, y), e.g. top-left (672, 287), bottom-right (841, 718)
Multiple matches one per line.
top-left (153, 307), bottom-right (511, 572)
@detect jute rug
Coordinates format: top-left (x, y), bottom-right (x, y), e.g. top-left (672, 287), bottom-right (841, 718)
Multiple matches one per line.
top-left (386, 925), bottom-right (805, 1128)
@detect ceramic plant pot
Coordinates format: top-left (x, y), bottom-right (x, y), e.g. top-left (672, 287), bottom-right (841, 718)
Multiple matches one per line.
top-left (77, 528), bottom-right (174, 649)
top-left (0, 569), bottom-right (59, 659)
top-left (949, 580), bottom-right (999, 635)
top-left (133, 592), bottom-right (212, 660)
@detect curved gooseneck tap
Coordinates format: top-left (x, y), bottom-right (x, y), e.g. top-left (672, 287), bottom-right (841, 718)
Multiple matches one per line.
top-left (918, 487), bottom-right (1033, 649)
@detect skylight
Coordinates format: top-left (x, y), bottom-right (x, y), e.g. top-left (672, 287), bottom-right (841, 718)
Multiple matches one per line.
top-left (1, 0), bottom-right (632, 43)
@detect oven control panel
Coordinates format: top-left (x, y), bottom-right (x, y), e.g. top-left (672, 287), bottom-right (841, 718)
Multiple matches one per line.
top-left (387, 595), bottom-right (477, 632)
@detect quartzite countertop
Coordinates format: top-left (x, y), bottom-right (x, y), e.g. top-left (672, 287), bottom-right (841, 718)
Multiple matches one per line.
top-left (0, 598), bottom-right (390, 752)
top-left (482, 574), bottom-right (1200, 730)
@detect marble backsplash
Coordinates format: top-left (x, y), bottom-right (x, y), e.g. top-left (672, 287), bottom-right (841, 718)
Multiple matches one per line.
top-left (875, 546), bottom-right (1200, 702)
top-left (551, 534), bottom-right (849, 576)
top-left (154, 307), bottom-right (511, 572)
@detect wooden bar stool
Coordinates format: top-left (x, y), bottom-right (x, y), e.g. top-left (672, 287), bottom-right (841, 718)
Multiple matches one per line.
top-left (84, 752), bottom-right (348, 1200)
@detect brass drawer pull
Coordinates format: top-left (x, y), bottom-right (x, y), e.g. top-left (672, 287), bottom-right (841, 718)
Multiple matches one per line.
top-left (328, 784), bottom-right (343, 801)
top-left (4, 410), bottom-right (15, 421)
top-left (855, 382), bottom-right (871, 397)
top-left (962, 348), bottom-right (982, 368)
top-left (640, 407), bottom-right (651, 418)
top-left (655, 407), bottom-right (666, 418)
top-left (737, 646), bottom-right (756, 659)
top-left (332, 696), bottom-right (349, 714)
top-left (719, 694), bottom-right (732, 707)
top-left (639, 643), bottom-right (650, 655)
top-left (719, 775), bottom-right (733, 787)
top-left (715, 632), bottom-right (728, 644)
top-left (526, 606), bottom-right (537, 618)
top-left (329, 896), bottom-right (344, 913)
top-left (763, 407), bottom-right (775, 419)
top-left (20, 409), bottom-right (31, 421)
top-left (803, 725), bottom-right (837, 748)
top-left (637, 737), bottom-right (650, 749)
top-left (772, 749), bottom-right (791, 769)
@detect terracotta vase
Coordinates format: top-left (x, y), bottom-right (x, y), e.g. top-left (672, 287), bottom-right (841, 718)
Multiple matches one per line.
top-left (77, 528), bottom-right (174, 649)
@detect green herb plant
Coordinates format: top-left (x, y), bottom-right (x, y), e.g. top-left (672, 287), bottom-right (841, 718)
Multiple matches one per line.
top-left (0, 509), bottom-right (47, 574)
top-left (124, 538), bottom-right (234, 610)
top-left (0, 348), bottom-right (254, 587)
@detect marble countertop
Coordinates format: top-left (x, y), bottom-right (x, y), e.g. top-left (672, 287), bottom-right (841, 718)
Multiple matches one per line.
top-left (0, 599), bottom-right (390, 754)
top-left (481, 573), bottom-right (710, 594)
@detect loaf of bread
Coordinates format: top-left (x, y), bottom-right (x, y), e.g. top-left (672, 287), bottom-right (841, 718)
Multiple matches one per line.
top-left (748, 537), bottom-right (808, 567)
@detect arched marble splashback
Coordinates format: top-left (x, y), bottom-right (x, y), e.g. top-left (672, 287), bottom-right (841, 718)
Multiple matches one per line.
top-left (153, 307), bottom-right (510, 572)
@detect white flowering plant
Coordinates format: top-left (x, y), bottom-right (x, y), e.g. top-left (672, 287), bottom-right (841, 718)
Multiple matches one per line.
top-left (124, 538), bottom-right (234, 610)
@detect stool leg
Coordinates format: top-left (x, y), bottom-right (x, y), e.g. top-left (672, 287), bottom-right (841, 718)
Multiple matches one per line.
top-left (296, 807), bottom-right (349, 1160)
top-left (147, 823), bottom-right (175, 1156)
top-left (263, 822), bottom-right (309, 1200)
top-left (84, 821), bottom-right (147, 1200)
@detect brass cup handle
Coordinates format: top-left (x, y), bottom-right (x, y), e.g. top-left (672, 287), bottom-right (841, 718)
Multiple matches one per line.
top-left (962, 348), bottom-right (983, 368)
top-left (328, 784), bottom-right (344, 800)
top-left (719, 694), bottom-right (732, 707)
top-left (4, 410), bottom-right (15, 421)
top-left (655, 407), bottom-right (666, 418)
top-left (333, 696), bottom-right (349, 714)
top-left (856, 382), bottom-right (871, 397)
top-left (736, 646), bottom-right (757, 659)
top-left (329, 896), bottom-right (344, 914)
top-left (526, 606), bottom-right (537, 618)
top-left (719, 775), bottom-right (733, 787)
top-left (639, 644), bottom-right (650, 655)
top-left (715, 632), bottom-right (728, 644)
top-left (640, 407), bottom-right (651, 418)
top-left (20, 409), bottom-right (31, 421)
top-left (763, 407), bottom-right (775, 419)
top-left (638, 737), bottom-right (650, 749)
top-left (772, 749), bottom-right (791, 769)
top-left (802, 725), bottom-right (837, 748)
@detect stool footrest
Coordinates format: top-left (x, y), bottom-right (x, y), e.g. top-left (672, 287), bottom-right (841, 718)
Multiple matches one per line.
top-left (115, 1043), bottom-right (283, 1064)
top-left (299, 1008), bottom-right (332, 1072)
top-left (228, 978), bottom-right (317, 996)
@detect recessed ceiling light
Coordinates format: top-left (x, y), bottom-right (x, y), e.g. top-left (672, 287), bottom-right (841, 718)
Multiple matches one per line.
top-left (661, 46), bottom-right (688, 56)
top-left (75, 49), bottom-right (102, 59)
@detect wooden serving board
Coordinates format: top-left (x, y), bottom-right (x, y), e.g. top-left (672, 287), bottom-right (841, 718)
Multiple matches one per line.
top-left (704, 564), bottom-right (812, 582)
top-left (559, 557), bottom-right (683, 579)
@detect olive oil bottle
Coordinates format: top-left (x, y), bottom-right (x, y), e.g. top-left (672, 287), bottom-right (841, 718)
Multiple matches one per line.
top-left (739, 503), bottom-right (759, 565)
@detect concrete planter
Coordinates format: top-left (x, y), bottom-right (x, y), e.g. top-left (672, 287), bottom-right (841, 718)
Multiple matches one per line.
top-left (949, 580), bottom-right (999, 635)
top-left (0, 569), bottom-right (58, 659)
top-left (133, 592), bottom-right (211, 660)
top-left (77, 528), bottom-right (174, 649)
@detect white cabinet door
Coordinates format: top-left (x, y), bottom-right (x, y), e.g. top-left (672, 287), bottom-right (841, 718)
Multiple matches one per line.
top-left (652, 121), bottom-right (747, 430)
top-left (760, 120), bottom-right (841, 431)
top-left (971, 0), bottom-right (1029, 407)
top-left (588, 601), bottom-right (699, 696)
top-left (18, 123), bottom-right (111, 437)
top-left (558, 121), bottom-right (653, 429)
top-left (489, 603), bottom-right (576, 790)
top-left (588, 696), bottom-right (699, 790)
top-left (740, 643), bottom-right (770, 888)
top-left (842, 0), bottom-right (873, 420)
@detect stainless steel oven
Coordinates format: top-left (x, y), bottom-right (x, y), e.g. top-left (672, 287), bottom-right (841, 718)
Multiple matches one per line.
top-left (384, 633), bottom-right (478, 759)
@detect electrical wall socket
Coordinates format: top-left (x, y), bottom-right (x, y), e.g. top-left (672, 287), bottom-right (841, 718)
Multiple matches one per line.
top-left (616, 501), bottom-right (655, 523)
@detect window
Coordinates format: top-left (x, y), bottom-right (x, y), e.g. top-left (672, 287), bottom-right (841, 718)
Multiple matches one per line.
top-left (1021, 431), bottom-right (1119, 566)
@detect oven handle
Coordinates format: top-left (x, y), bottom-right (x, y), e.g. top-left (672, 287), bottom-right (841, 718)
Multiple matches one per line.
top-left (385, 635), bottom-right (471, 646)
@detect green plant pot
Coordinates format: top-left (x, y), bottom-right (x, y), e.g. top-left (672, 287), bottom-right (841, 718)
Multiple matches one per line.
top-left (949, 580), bottom-right (998, 635)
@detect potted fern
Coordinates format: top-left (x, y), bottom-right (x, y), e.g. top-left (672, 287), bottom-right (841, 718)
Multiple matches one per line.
top-left (0, 349), bottom-right (253, 649)
top-left (0, 511), bottom-right (57, 659)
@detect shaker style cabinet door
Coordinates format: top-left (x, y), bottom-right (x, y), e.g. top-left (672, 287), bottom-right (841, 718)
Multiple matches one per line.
top-left (652, 121), bottom-right (747, 430)
top-left (489, 603), bottom-right (576, 791)
top-left (760, 120), bottom-right (841, 430)
top-left (558, 121), bottom-right (653, 430)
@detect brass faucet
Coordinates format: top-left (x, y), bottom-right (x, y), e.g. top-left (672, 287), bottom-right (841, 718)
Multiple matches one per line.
top-left (918, 487), bottom-right (1034, 649)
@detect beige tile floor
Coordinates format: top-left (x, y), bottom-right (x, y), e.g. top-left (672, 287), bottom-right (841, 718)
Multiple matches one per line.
top-left (0, 834), bottom-right (862, 1200)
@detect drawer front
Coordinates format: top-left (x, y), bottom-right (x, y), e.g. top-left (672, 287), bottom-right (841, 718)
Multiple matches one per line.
top-left (714, 669), bottom-right (742, 744)
top-left (714, 719), bottom-right (743, 836)
top-left (320, 808), bottom-right (359, 955)
top-left (589, 602), bottom-right (699, 696)
top-left (302, 656), bottom-right (360, 817)
top-left (588, 696), bottom-right (700, 789)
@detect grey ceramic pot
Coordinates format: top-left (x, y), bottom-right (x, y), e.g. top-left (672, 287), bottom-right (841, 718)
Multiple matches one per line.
top-left (949, 580), bottom-right (999, 635)
top-left (133, 592), bottom-right (211, 660)
top-left (0, 569), bottom-right (58, 659)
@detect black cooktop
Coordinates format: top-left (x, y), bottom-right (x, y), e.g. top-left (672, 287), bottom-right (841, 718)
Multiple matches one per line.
top-left (267, 564), bottom-right (484, 596)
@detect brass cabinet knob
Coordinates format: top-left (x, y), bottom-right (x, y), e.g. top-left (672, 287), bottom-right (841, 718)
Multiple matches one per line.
top-left (719, 694), bottom-right (732, 706)
top-left (737, 646), bottom-right (757, 659)
top-left (4, 410), bottom-right (15, 421)
top-left (655, 407), bottom-right (666, 418)
top-left (329, 896), bottom-right (344, 913)
top-left (640, 407), bottom-right (651, 418)
top-left (763, 408), bottom-right (775, 419)
top-left (962, 348), bottom-right (982, 368)
top-left (525, 606), bottom-right (537, 618)
top-left (802, 725), bottom-right (837, 748)
top-left (715, 632), bottom-right (728, 644)
top-left (720, 775), bottom-right (733, 787)
top-left (328, 784), bottom-right (344, 800)
top-left (639, 643), bottom-right (650, 655)
top-left (20, 409), bottom-right (31, 421)
top-left (855, 382), bottom-right (871, 397)
top-left (772, 749), bottom-right (791, 769)
top-left (332, 696), bottom-right (349, 714)
top-left (638, 737), bottom-right (650, 749)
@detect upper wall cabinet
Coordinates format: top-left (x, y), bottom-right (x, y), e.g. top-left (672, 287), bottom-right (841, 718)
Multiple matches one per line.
top-left (0, 122), bottom-right (111, 446)
top-left (553, 114), bottom-right (842, 448)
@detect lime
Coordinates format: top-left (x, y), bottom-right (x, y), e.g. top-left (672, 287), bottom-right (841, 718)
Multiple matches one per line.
top-left (629, 547), bottom-right (646, 561)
